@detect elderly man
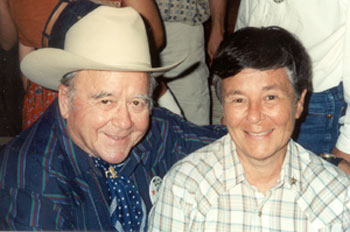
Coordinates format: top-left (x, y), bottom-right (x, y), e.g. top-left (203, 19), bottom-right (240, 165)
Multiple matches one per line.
top-left (0, 6), bottom-right (225, 231)
top-left (148, 27), bottom-right (350, 231)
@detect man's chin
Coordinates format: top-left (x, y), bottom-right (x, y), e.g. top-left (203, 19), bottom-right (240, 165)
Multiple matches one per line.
top-left (97, 150), bottom-right (130, 164)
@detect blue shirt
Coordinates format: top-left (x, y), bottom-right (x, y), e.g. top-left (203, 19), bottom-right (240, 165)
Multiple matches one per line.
top-left (0, 99), bottom-right (226, 230)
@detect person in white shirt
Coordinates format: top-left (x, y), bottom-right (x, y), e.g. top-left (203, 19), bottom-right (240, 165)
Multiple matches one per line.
top-left (235, 0), bottom-right (350, 171)
top-left (148, 26), bottom-right (350, 232)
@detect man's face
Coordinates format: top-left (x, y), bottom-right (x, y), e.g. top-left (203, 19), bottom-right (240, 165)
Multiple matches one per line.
top-left (59, 70), bottom-right (150, 164)
top-left (222, 68), bottom-right (305, 164)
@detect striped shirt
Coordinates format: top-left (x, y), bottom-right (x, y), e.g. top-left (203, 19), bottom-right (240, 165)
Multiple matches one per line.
top-left (0, 99), bottom-right (226, 230)
top-left (149, 134), bottom-right (350, 231)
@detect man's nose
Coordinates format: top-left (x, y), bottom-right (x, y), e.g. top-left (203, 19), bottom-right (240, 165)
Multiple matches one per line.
top-left (112, 104), bottom-right (133, 129)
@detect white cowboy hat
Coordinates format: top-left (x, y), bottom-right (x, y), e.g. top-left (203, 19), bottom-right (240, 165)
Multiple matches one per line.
top-left (20, 6), bottom-right (184, 91)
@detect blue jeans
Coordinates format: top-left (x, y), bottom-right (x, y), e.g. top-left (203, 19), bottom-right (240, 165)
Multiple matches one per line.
top-left (293, 83), bottom-right (347, 155)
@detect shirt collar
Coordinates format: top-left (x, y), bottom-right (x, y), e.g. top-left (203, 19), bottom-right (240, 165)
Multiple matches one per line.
top-left (53, 98), bottom-right (150, 178)
top-left (223, 135), bottom-right (303, 193)
top-left (278, 140), bottom-right (303, 192)
top-left (221, 135), bottom-right (246, 190)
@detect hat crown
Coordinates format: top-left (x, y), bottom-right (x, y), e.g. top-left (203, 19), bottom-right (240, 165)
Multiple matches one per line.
top-left (21, 6), bottom-right (183, 91)
top-left (65, 6), bottom-right (151, 68)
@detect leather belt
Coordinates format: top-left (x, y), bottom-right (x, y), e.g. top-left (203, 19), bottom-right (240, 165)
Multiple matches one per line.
top-left (42, 1), bottom-right (69, 48)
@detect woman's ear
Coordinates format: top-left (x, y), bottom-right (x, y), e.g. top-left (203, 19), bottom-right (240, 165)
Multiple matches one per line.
top-left (295, 89), bottom-right (307, 119)
top-left (221, 115), bottom-right (226, 125)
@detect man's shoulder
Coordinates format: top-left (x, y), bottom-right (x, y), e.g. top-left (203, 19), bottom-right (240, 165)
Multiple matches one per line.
top-left (2, 105), bottom-right (59, 159)
top-left (1, 129), bottom-right (62, 180)
top-left (151, 107), bottom-right (184, 121)
top-left (0, 102), bottom-right (69, 192)
top-left (150, 106), bottom-right (226, 137)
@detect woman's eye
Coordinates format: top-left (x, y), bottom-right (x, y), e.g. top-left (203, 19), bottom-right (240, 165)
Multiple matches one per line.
top-left (266, 95), bottom-right (277, 100)
top-left (224, 96), bottom-right (245, 104)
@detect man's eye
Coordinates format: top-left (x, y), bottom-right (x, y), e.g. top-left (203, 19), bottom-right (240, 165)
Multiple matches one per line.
top-left (233, 98), bottom-right (244, 103)
top-left (129, 99), bottom-right (148, 112)
top-left (132, 99), bottom-right (148, 108)
top-left (132, 100), bottom-right (141, 106)
top-left (101, 99), bottom-right (111, 104)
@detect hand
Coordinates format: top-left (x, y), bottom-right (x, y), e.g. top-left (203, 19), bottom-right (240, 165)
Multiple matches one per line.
top-left (338, 159), bottom-right (350, 175)
top-left (331, 147), bottom-right (350, 174)
top-left (207, 25), bottom-right (224, 66)
top-left (331, 147), bottom-right (350, 162)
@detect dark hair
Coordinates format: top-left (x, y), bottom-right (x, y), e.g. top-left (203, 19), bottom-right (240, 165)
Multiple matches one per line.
top-left (211, 26), bottom-right (312, 101)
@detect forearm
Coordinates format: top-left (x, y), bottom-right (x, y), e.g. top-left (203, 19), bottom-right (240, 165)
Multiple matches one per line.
top-left (0, 0), bottom-right (17, 51)
top-left (18, 42), bottom-right (35, 91)
top-left (334, 104), bottom-right (350, 159)
top-left (124, 0), bottom-right (165, 51)
top-left (207, 0), bottom-right (227, 64)
top-left (209, 0), bottom-right (226, 33)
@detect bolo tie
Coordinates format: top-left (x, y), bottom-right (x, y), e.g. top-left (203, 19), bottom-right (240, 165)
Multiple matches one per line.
top-left (92, 157), bottom-right (146, 231)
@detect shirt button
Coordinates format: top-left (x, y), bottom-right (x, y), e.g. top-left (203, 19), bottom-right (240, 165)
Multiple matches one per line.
top-left (274, 0), bottom-right (284, 3)
top-left (327, 114), bottom-right (333, 118)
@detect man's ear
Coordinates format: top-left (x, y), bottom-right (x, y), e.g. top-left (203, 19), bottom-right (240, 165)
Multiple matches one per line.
top-left (295, 89), bottom-right (307, 119)
top-left (58, 84), bottom-right (70, 119)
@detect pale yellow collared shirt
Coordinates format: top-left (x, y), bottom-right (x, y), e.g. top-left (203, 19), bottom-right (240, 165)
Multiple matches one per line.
top-left (148, 135), bottom-right (350, 231)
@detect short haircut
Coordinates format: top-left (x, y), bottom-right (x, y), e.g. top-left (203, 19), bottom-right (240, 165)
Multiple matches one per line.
top-left (211, 26), bottom-right (312, 102)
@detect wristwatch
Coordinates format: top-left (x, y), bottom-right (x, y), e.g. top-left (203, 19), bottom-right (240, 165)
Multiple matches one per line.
top-left (320, 153), bottom-right (344, 166)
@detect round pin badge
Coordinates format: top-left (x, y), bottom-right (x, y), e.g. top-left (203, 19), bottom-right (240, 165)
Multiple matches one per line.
top-left (149, 176), bottom-right (163, 205)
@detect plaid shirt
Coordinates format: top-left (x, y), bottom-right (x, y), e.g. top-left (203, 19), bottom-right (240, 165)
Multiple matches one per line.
top-left (0, 99), bottom-right (226, 230)
top-left (149, 134), bottom-right (350, 231)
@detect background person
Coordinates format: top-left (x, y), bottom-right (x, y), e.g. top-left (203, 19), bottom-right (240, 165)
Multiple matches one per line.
top-left (0, 0), bottom-right (23, 139)
top-left (154, 0), bottom-right (227, 125)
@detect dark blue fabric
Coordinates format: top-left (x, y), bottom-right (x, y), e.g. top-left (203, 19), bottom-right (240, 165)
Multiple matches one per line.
top-left (0, 99), bottom-right (226, 230)
top-left (42, 0), bottom-right (100, 48)
top-left (294, 82), bottom-right (347, 155)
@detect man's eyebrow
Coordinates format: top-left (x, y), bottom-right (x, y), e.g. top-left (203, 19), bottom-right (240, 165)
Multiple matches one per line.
top-left (91, 92), bottom-right (113, 99)
top-left (136, 94), bottom-right (152, 103)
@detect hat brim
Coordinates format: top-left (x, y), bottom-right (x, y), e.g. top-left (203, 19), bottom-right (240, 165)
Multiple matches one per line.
top-left (21, 48), bottom-right (185, 91)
